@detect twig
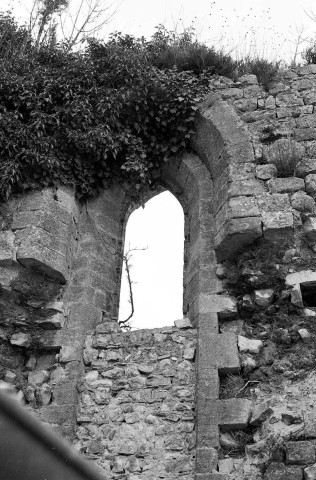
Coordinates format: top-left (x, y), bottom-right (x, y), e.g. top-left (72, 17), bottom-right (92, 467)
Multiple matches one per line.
top-left (236, 380), bottom-right (260, 397)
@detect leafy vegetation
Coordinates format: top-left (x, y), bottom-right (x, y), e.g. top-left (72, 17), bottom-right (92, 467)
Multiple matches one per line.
top-left (0, 13), bottom-right (281, 201)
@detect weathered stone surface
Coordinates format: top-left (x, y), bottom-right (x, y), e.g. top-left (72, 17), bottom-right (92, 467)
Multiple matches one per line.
top-left (263, 462), bottom-right (303, 480)
top-left (215, 216), bottom-right (262, 261)
top-left (174, 318), bottom-right (193, 329)
top-left (35, 313), bottom-right (65, 329)
top-left (237, 74), bottom-right (258, 85)
top-left (36, 383), bottom-right (52, 406)
top-left (256, 193), bottom-right (291, 212)
top-left (296, 159), bottom-right (316, 178)
top-left (286, 441), bottom-right (315, 465)
top-left (28, 370), bottom-right (49, 386)
top-left (254, 289), bottom-right (274, 307)
top-left (256, 164), bottom-right (278, 180)
top-left (267, 177), bottom-right (305, 194)
top-left (298, 328), bottom-right (311, 341)
top-left (262, 211), bottom-right (294, 240)
top-left (218, 398), bottom-right (252, 430)
top-left (291, 191), bottom-right (315, 212)
top-left (250, 402), bottom-right (274, 426)
top-left (0, 231), bottom-right (15, 265)
top-left (198, 293), bottom-right (237, 319)
top-left (303, 216), bottom-right (316, 242)
top-left (10, 332), bottom-right (31, 348)
top-left (241, 354), bottom-right (257, 373)
top-left (291, 284), bottom-right (304, 307)
top-left (286, 270), bottom-right (316, 286)
top-left (306, 174), bottom-right (316, 197)
top-left (305, 464), bottom-right (316, 480)
top-left (238, 336), bottom-right (263, 354)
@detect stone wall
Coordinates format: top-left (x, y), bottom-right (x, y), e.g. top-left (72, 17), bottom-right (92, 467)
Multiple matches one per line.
top-left (1, 65), bottom-right (316, 479)
top-left (76, 320), bottom-right (196, 479)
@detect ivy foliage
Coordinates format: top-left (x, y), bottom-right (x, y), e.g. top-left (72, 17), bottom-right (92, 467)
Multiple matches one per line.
top-left (0, 15), bottom-right (281, 201)
top-left (0, 16), bottom-right (213, 200)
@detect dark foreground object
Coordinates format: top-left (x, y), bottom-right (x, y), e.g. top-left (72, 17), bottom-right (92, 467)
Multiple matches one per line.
top-left (0, 389), bottom-right (106, 480)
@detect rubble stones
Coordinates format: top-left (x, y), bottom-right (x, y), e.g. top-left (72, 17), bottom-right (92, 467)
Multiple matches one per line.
top-left (28, 370), bottom-right (49, 386)
top-left (254, 289), bottom-right (274, 307)
top-left (10, 332), bottom-right (31, 348)
top-left (285, 441), bottom-right (315, 465)
top-left (250, 402), bottom-right (274, 426)
top-left (238, 336), bottom-right (263, 354)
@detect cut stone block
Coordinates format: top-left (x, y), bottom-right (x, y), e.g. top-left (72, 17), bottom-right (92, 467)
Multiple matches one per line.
top-left (263, 462), bottom-right (303, 480)
top-left (262, 211), bottom-right (294, 240)
top-left (198, 294), bottom-right (237, 319)
top-left (228, 179), bottom-right (265, 197)
top-left (195, 447), bottom-right (218, 474)
top-left (218, 398), bottom-right (252, 431)
top-left (198, 332), bottom-right (240, 375)
top-left (215, 216), bottom-right (262, 261)
top-left (256, 193), bottom-right (291, 212)
top-left (286, 270), bottom-right (316, 286)
top-left (267, 177), bottom-right (305, 194)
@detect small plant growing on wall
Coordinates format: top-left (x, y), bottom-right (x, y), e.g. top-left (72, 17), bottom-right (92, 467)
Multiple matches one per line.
top-left (264, 137), bottom-right (304, 177)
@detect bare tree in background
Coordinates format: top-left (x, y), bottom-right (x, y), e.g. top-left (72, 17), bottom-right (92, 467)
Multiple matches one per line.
top-left (29, 0), bottom-right (122, 49)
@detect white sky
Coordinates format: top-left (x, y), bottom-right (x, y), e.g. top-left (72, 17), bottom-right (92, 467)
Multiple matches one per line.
top-left (3, 0), bottom-right (316, 328)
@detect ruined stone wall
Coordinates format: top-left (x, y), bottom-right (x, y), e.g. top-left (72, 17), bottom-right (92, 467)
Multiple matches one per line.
top-left (2, 65), bottom-right (316, 479)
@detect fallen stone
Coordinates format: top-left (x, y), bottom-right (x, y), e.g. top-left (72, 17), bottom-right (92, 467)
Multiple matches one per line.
top-left (242, 294), bottom-right (256, 311)
top-left (199, 294), bottom-right (237, 319)
top-left (305, 464), bottom-right (316, 480)
top-left (241, 355), bottom-right (257, 373)
top-left (304, 308), bottom-right (316, 316)
top-left (174, 318), bottom-right (193, 329)
top-left (10, 332), bottom-right (31, 348)
top-left (254, 289), bottom-right (274, 307)
top-left (250, 402), bottom-right (274, 426)
top-left (286, 440), bottom-right (315, 465)
top-left (256, 164), bottom-right (277, 180)
top-left (303, 216), bottom-right (316, 242)
top-left (25, 356), bottom-right (36, 371)
top-left (238, 336), bottom-right (263, 354)
top-left (28, 370), bottom-right (49, 387)
top-left (267, 177), bottom-right (305, 194)
top-left (291, 191), bottom-right (315, 212)
top-left (298, 328), bottom-right (311, 341)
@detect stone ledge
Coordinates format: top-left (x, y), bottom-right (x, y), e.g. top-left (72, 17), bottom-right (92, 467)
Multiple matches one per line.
top-left (215, 216), bottom-right (262, 261)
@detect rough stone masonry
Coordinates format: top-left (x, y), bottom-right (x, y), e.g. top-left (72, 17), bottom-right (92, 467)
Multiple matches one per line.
top-left (2, 65), bottom-right (316, 479)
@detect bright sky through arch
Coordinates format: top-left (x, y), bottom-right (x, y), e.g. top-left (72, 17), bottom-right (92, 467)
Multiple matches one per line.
top-left (118, 191), bottom-right (184, 330)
